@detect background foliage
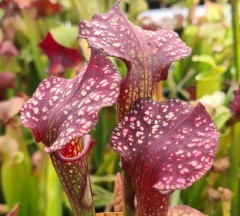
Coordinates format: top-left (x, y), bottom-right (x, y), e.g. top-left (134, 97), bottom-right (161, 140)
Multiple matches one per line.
top-left (0, 0), bottom-right (239, 216)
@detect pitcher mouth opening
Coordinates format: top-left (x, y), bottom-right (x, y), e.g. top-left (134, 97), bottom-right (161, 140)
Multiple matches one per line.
top-left (55, 134), bottom-right (91, 162)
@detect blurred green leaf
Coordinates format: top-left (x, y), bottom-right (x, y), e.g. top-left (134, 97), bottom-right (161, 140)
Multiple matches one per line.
top-left (196, 72), bottom-right (221, 98)
top-left (128, 0), bottom-right (148, 20)
top-left (192, 55), bottom-right (217, 69)
top-left (96, 151), bottom-right (118, 176)
top-left (91, 107), bottom-right (117, 170)
top-left (46, 158), bottom-right (63, 216)
top-left (70, 0), bottom-right (99, 20)
top-left (213, 106), bottom-right (231, 130)
top-left (0, 136), bottom-right (37, 216)
top-left (92, 183), bottom-right (113, 208)
top-left (50, 24), bottom-right (79, 47)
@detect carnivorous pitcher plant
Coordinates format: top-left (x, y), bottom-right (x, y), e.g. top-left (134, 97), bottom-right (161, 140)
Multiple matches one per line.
top-left (21, 1), bottom-right (219, 216)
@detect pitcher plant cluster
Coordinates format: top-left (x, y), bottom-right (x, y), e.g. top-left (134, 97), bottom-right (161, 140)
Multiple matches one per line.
top-left (20, 2), bottom-right (219, 216)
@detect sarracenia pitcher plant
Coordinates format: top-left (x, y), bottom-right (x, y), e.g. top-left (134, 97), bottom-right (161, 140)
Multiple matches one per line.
top-left (21, 1), bottom-right (219, 216)
top-left (21, 49), bottom-right (120, 215)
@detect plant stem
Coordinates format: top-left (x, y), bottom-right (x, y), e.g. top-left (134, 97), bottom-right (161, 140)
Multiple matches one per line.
top-left (153, 82), bottom-right (165, 101)
top-left (170, 190), bottom-right (181, 207)
top-left (37, 150), bottom-right (48, 216)
top-left (230, 2), bottom-right (240, 215)
top-left (50, 153), bottom-right (95, 216)
top-left (117, 109), bottom-right (135, 216)
top-left (122, 168), bottom-right (135, 216)
top-left (46, 158), bottom-right (63, 216)
top-left (228, 122), bottom-right (240, 216)
top-left (136, 185), bottom-right (170, 216)
top-left (231, 0), bottom-right (240, 82)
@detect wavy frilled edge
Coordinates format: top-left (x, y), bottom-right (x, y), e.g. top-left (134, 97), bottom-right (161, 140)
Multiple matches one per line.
top-left (21, 48), bottom-right (120, 156)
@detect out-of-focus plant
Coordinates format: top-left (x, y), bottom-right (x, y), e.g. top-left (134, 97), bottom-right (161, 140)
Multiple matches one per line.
top-left (19, 2), bottom-right (220, 216)
top-left (166, 2), bottom-right (233, 100)
top-left (1, 0), bottom-right (239, 216)
top-left (38, 32), bottom-right (82, 76)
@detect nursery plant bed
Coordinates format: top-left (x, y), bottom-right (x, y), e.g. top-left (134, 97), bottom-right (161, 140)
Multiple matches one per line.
top-left (137, 4), bottom-right (231, 30)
